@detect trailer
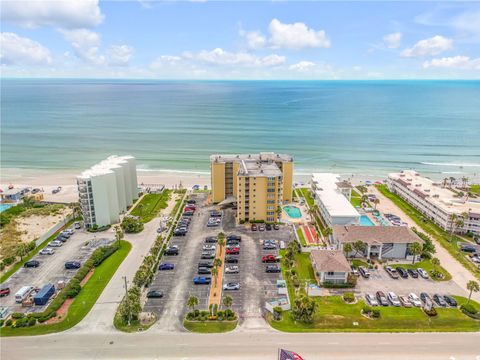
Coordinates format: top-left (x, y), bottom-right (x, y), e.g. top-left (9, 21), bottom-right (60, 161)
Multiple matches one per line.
top-left (33, 284), bottom-right (55, 306)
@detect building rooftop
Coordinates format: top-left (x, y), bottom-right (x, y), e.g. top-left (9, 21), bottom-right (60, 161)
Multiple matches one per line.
top-left (210, 152), bottom-right (293, 163)
top-left (312, 173), bottom-right (360, 218)
top-left (332, 225), bottom-right (423, 245)
top-left (388, 170), bottom-right (480, 215)
top-left (310, 250), bottom-right (351, 273)
top-left (77, 155), bottom-right (135, 180)
top-left (238, 159), bottom-right (283, 177)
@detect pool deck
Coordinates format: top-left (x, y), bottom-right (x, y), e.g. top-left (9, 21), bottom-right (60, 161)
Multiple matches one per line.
top-left (281, 202), bottom-right (311, 224)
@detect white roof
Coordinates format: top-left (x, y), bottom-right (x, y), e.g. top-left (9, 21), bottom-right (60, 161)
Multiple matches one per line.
top-left (78, 155), bottom-right (135, 180)
top-left (312, 173), bottom-right (360, 218)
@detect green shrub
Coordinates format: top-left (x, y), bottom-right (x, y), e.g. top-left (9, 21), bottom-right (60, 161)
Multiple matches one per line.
top-left (11, 312), bottom-right (25, 319)
top-left (371, 309), bottom-right (381, 318)
top-left (460, 303), bottom-right (478, 315)
top-left (3, 257), bottom-right (15, 266)
top-left (343, 292), bottom-right (355, 303)
top-left (14, 318), bottom-right (29, 328)
top-left (28, 318), bottom-right (37, 326)
top-left (424, 307), bottom-right (438, 317)
top-left (362, 305), bottom-right (372, 314)
top-left (0, 319), bottom-right (4, 327)
top-left (121, 216), bottom-right (144, 233)
top-left (65, 279), bottom-right (81, 298)
top-left (5, 319), bottom-right (13, 327)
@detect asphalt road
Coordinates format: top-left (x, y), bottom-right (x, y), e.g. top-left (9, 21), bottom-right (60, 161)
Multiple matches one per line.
top-left (1, 331), bottom-right (479, 360)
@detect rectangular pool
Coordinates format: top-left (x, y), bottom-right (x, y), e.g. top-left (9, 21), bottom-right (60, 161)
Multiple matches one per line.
top-left (0, 203), bottom-right (15, 213)
top-left (359, 215), bottom-right (375, 226)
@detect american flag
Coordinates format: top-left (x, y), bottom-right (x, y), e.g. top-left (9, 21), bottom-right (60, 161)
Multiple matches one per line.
top-left (278, 349), bottom-right (304, 360)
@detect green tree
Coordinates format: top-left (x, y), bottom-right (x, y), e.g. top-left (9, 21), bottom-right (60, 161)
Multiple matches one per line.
top-left (431, 257), bottom-right (440, 274)
top-left (114, 225), bottom-right (124, 248)
top-left (421, 235), bottom-right (436, 258)
top-left (187, 295), bottom-right (199, 311)
top-left (213, 258), bottom-right (223, 269)
top-left (223, 295), bottom-right (233, 309)
top-left (373, 198), bottom-right (380, 210)
top-left (292, 294), bottom-right (316, 323)
top-left (121, 216), bottom-right (144, 233)
top-left (273, 306), bottom-right (283, 321)
top-left (409, 242), bottom-right (422, 264)
top-left (360, 195), bottom-right (368, 205)
top-left (353, 240), bottom-right (366, 258)
top-left (217, 233), bottom-right (226, 254)
top-left (343, 243), bottom-right (353, 258)
top-left (211, 266), bottom-right (219, 286)
top-left (466, 280), bottom-right (480, 304)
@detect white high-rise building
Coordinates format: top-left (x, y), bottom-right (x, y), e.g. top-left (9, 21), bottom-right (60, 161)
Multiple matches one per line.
top-left (77, 155), bottom-right (138, 228)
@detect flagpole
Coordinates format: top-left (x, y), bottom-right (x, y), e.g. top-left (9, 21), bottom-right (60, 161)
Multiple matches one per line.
top-left (277, 348), bottom-right (280, 360)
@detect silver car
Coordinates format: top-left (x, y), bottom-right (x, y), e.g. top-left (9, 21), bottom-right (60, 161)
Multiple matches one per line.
top-left (365, 293), bottom-right (378, 306)
top-left (387, 291), bottom-right (401, 306)
top-left (39, 247), bottom-right (55, 255)
top-left (225, 265), bottom-right (239, 274)
top-left (408, 293), bottom-right (422, 307)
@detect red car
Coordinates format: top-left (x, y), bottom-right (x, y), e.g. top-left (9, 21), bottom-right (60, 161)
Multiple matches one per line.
top-left (226, 248), bottom-right (240, 255)
top-left (251, 224), bottom-right (257, 231)
top-left (184, 205), bottom-right (196, 211)
top-left (0, 287), bottom-right (11, 297)
top-left (262, 255), bottom-right (280, 263)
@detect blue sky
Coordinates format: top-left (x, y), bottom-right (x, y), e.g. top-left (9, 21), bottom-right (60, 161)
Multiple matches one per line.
top-left (1, 1), bottom-right (479, 79)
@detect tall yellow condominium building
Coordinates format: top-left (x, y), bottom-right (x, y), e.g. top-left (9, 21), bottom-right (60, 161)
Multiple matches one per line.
top-left (210, 152), bottom-right (293, 223)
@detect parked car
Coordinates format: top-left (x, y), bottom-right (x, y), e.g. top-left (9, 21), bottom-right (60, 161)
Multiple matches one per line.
top-left (273, 224), bottom-right (280, 230)
top-left (226, 235), bottom-right (241, 241)
top-left (146, 290), bottom-right (163, 298)
top-left (443, 295), bottom-right (458, 307)
top-left (225, 256), bottom-right (239, 264)
top-left (358, 266), bottom-right (370, 279)
top-left (223, 282), bottom-right (240, 290)
top-left (387, 292), bottom-right (401, 306)
top-left (198, 267), bottom-right (211, 275)
top-left (399, 295), bottom-right (412, 307)
top-left (376, 291), bottom-right (389, 306)
top-left (74, 222), bottom-right (82, 229)
top-left (433, 294), bottom-right (447, 307)
top-left (407, 269), bottom-right (419, 278)
top-left (262, 255), bottom-right (280, 263)
top-left (226, 240), bottom-right (240, 246)
top-left (417, 268), bottom-right (429, 279)
top-left (395, 267), bottom-right (409, 278)
top-left (205, 236), bottom-right (218, 243)
top-left (420, 292), bottom-right (432, 304)
top-left (365, 293), bottom-right (378, 306)
top-left (225, 265), bottom-right (239, 274)
top-left (203, 244), bottom-right (216, 251)
top-left (165, 246), bottom-right (179, 255)
top-left (461, 245), bottom-right (477, 253)
top-left (159, 263), bottom-right (174, 270)
top-left (385, 266), bottom-right (399, 279)
top-left (198, 261), bottom-right (214, 268)
top-left (39, 247), bottom-right (55, 255)
top-left (408, 293), bottom-right (422, 307)
top-left (48, 240), bottom-right (63, 247)
top-left (266, 265), bottom-right (281, 273)
top-left (226, 248), bottom-right (240, 255)
top-left (193, 276), bottom-right (211, 285)
top-left (174, 229), bottom-right (187, 236)
top-left (24, 260), bottom-right (40, 268)
top-left (65, 261), bottom-right (81, 269)
top-left (265, 224), bottom-right (272, 231)
top-left (258, 225), bottom-right (266, 231)
top-left (201, 252), bottom-right (215, 259)
top-left (0, 286), bottom-right (11, 297)
top-left (187, 199), bottom-right (196, 204)
top-left (251, 224), bottom-right (258, 231)
top-left (263, 244), bottom-right (277, 250)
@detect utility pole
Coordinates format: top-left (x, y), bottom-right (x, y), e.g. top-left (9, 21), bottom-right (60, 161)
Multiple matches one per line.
top-left (123, 276), bottom-right (130, 326)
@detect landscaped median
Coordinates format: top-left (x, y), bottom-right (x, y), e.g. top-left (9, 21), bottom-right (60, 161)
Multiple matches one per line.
top-left (376, 184), bottom-right (480, 280)
top-left (0, 240), bottom-right (131, 336)
top-left (130, 190), bottom-right (172, 223)
top-left (183, 318), bottom-right (237, 333)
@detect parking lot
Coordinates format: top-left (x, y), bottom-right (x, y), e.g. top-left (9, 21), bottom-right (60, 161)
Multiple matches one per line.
top-left (145, 198), bottom-right (295, 331)
top-left (1, 229), bottom-right (114, 314)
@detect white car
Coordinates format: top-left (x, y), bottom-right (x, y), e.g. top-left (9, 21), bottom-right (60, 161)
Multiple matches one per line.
top-left (417, 268), bottom-right (429, 279)
top-left (408, 293), bottom-right (422, 307)
top-left (365, 293), bottom-right (378, 306)
top-left (39, 247), bottom-right (55, 255)
top-left (223, 282), bottom-right (240, 291)
top-left (387, 292), bottom-right (401, 306)
top-left (203, 244), bottom-right (216, 251)
top-left (225, 266), bottom-right (239, 274)
top-left (48, 240), bottom-right (63, 247)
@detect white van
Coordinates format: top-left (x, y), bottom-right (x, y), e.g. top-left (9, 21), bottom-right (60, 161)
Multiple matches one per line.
top-left (15, 286), bottom-right (34, 303)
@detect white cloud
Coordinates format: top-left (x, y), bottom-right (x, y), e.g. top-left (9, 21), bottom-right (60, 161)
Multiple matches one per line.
top-left (59, 28), bottom-right (104, 65)
top-left (1, 0), bottom-right (104, 29)
top-left (423, 55), bottom-right (480, 69)
top-left (383, 32), bottom-right (402, 49)
top-left (150, 55), bottom-right (183, 69)
top-left (242, 31), bottom-right (267, 50)
top-left (269, 19), bottom-right (330, 50)
top-left (106, 45), bottom-right (134, 66)
top-left (289, 61), bottom-right (316, 72)
top-left (401, 35), bottom-right (453, 57)
top-left (0, 32), bottom-right (52, 65)
top-left (192, 48), bottom-right (285, 67)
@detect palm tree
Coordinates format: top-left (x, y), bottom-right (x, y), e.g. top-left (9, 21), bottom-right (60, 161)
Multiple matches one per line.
top-left (448, 214), bottom-right (458, 241)
top-left (461, 177), bottom-right (469, 189)
top-left (373, 198), bottom-right (380, 210)
top-left (187, 295), bottom-right (199, 311)
top-left (449, 177), bottom-right (456, 187)
top-left (211, 266), bottom-right (219, 286)
top-left (466, 281), bottom-right (479, 304)
top-left (343, 243), bottom-right (353, 258)
top-left (217, 235), bottom-right (225, 255)
top-left (223, 295), bottom-right (233, 309)
top-left (353, 240), bottom-right (366, 258)
top-left (360, 195), bottom-right (368, 205)
top-left (114, 225), bottom-right (124, 247)
top-left (431, 257), bottom-right (440, 272)
top-left (409, 242), bottom-right (422, 264)
top-left (213, 258), bottom-right (222, 269)
top-left (442, 178), bottom-right (449, 188)
top-left (137, 204), bottom-right (145, 217)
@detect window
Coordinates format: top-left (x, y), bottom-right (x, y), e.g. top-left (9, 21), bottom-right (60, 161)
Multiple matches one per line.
top-left (327, 272), bottom-right (334, 276)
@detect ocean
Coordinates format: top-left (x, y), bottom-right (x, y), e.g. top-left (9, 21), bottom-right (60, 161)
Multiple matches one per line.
top-left (1, 79), bottom-right (480, 180)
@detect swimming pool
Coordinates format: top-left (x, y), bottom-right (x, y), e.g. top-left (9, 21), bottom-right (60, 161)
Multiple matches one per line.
top-left (359, 215), bottom-right (375, 226)
top-left (0, 203), bottom-right (14, 213)
top-left (284, 206), bottom-right (302, 219)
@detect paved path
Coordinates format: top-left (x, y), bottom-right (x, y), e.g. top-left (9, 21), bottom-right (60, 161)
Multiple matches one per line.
top-left (370, 186), bottom-right (480, 302)
top-left (2, 330), bottom-right (479, 359)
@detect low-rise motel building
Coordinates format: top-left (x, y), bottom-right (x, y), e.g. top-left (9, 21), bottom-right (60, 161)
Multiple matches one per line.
top-left (310, 173), bottom-right (360, 227)
top-left (388, 170), bottom-right (480, 236)
top-left (310, 250), bottom-right (351, 285)
top-left (210, 152), bottom-right (293, 223)
top-left (77, 155), bottom-right (138, 229)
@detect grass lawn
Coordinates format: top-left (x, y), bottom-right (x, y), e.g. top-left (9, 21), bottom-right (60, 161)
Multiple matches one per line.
top-left (351, 259), bottom-right (369, 268)
top-left (394, 259), bottom-right (452, 281)
top-left (130, 190), bottom-right (171, 223)
top-left (376, 184), bottom-right (480, 280)
top-left (114, 313), bottom-right (157, 333)
top-left (294, 252), bottom-right (316, 282)
top-left (183, 319), bottom-right (237, 333)
top-left (268, 295), bottom-right (480, 332)
top-left (350, 190), bottom-right (362, 207)
top-left (1, 240), bottom-right (132, 337)
top-left (470, 185), bottom-right (480, 196)
top-left (296, 227), bottom-right (307, 247)
top-left (0, 219), bottom-right (75, 283)
top-left (297, 188), bottom-right (314, 208)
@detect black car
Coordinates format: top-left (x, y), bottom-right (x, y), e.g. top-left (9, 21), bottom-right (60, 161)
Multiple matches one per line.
top-left (205, 236), bottom-right (218, 243)
top-left (376, 291), bottom-right (389, 306)
top-left (198, 267), bottom-right (211, 274)
top-left (56, 236), bottom-right (68, 243)
top-left (225, 256), bottom-right (239, 263)
top-left (210, 211), bottom-right (222, 218)
top-left (273, 224), bottom-right (280, 230)
top-left (165, 246), bottom-right (179, 255)
top-left (187, 199), bottom-right (196, 204)
top-left (226, 235), bottom-right (241, 242)
top-left (266, 265), bottom-right (281, 273)
top-left (395, 267), bottom-right (409, 278)
top-left (65, 261), bottom-right (81, 269)
top-left (226, 240), bottom-right (240, 246)
top-left (407, 269), bottom-right (419, 278)
top-left (443, 295), bottom-right (458, 307)
top-left (461, 245), bottom-right (477, 253)
top-left (420, 292), bottom-right (432, 304)
top-left (24, 260), bottom-right (40, 268)
top-left (433, 294), bottom-right (447, 307)
top-left (265, 224), bottom-right (272, 231)
top-left (147, 290), bottom-right (163, 298)
top-left (198, 261), bottom-right (214, 268)
top-left (173, 230), bottom-right (187, 236)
